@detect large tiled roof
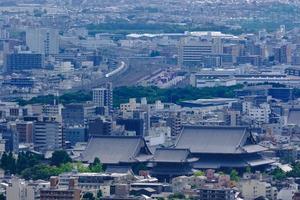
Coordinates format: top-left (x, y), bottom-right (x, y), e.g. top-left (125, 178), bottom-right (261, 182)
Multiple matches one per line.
top-left (81, 136), bottom-right (152, 164)
top-left (152, 148), bottom-right (192, 163)
top-left (175, 126), bottom-right (251, 154)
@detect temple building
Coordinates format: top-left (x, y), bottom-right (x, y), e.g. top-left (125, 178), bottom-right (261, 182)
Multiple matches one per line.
top-left (150, 148), bottom-right (198, 181)
top-left (80, 136), bottom-right (152, 172)
top-left (175, 126), bottom-right (274, 170)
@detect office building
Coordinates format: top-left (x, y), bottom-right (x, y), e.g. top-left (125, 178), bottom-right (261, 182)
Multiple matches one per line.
top-left (88, 117), bottom-right (112, 137)
top-left (26, 28), bottom-right (59, 55)
top-left (178, 37), bottom-right (213, 68)
top-left (116, 118), bottom-right (144, 136)
top-left (178, 36), bottom-right (222, 68)
top-left (92, 83), bottom-right (113, 114)
top-left (62, 103), bottom-right (96, 126)
top-left (4, 53), bottom-right (44, 73)
top-left (16, 121), bottom-right (33, 143)
top-left (64, 126), bottom-right (87, 146)
top-left (33, 121), bottom-right (63, 152)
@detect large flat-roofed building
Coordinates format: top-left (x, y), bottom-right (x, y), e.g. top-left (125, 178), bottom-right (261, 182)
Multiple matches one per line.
top-left (4, 53), bottom-right (44, 73)
top-left (175, 126), bottom-right (274, 170)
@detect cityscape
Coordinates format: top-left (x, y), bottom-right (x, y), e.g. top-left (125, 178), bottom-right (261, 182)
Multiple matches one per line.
top-left (1, 0), bottom-right (300, 200)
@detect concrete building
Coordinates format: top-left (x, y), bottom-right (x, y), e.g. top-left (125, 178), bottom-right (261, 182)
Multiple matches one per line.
top-left (88, 117), bottom-right (112, 137)
top-left (16, 121), bottom-right (33, 143)
top-left (92, 83), bottom-right (113, 114)
top-left (62, 103), bottom-right (96, 126)
top-left (40, 176), bottom-right (81, 200)
top-left (4, 53), bottom-right (44, 73)
top-left (166, 112), bottom-right (182, 137)
top-left (178, 37), bottom-right (213, 68)
top-left (198, 187), bottom-right (235, 200)
top-left (6, 176), bottom-right (50, 200)
top-left (26, 28), bottom-right (59, 55)
top-left (239, 174), bottom-right (277, 200)
top-left (33, 121), bottom-right (63, 152)
top-left (64, 126), bottom-right (87, 146)
top-left (245, 103), bottom-right (271, 124)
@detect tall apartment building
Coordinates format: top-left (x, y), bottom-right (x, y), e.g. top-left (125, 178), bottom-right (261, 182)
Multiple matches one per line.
top-left (16, 121), bottom-right (33, 143)
top-left (92, 82), bottom-right (113, 114)
top-left (167, 112), bottom-right (182, 137)
top-left (274, 44), bottom-right (292, 64)
top-left (26, 28), bottom-right (59, 55)
top-left (33, 121), bottom-right (63, 152)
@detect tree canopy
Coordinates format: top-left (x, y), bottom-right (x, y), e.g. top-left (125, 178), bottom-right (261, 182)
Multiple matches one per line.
top-left (51, 150), bottom-right (72, 166)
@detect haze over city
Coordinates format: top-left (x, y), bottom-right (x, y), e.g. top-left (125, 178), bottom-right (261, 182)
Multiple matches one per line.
top-left (0, 0), bottom-right (300, 200)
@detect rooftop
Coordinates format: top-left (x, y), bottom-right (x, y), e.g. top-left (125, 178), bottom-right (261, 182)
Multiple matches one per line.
top-left (175, 126), bottom-right (264, 154)
top-left (81, 136), bottom-right (152, 164)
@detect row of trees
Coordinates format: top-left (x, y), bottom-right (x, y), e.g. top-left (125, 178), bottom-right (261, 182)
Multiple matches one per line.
top-left (17, 85), bottom-right (244, 108)
top-left (272, 162), bottom-right (300, 181)
top-left (0, 150), bottom-right (103, 180)
top-left (17, 84), bottom-right (300, 108)
top-left (113, 85), bottom-right (243, 107)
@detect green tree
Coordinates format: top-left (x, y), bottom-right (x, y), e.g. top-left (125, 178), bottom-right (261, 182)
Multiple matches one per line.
top-left (83, 192), bottom-right (95, 200)
top-left (168, 193), bottom-right (186, 199)
top-left (51, 150), bottom-right (72, 166)
top-left (272, 167), bottom-right (286, 180)
top-left (16, 152), bottom-right (43, 174)
top-left (21, 163), bottom-right (73, 180)
top-left (287, 162), bottom-right (300, 178)
top-left (0, 193), bottom-right (5, 200)
top-left (0, 152), bottom-right (8, 169)
top-left (150, 50), bottom-right (160, 57)
top-left (230, 169), bottom-right (240, 182)
top-left (74, 162), bottom-right (91, 173)
top-left (21, 164), bottom-right (55, 180)
top-left (96, 190), bottom-right (102, 199)
top-left (246, 166), bottom-right (252, 173)
top-left (1, 152), bottom-right (16, 174)
top-left (89, 157), bottom-right (103, 173)
top-left (194, 170), bottom-right (205, 176)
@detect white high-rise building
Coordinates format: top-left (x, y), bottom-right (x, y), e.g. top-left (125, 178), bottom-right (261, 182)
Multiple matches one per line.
top-left (92, 83), bottom-right (113, 114)
top-left (33, 121), bottom-right (63, 152)
top-left (178, 36), bottom-right (223, 68)
top-left (26, 28), bottom-right (59, 55)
